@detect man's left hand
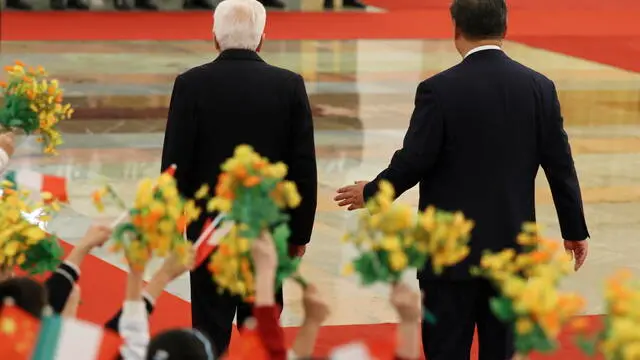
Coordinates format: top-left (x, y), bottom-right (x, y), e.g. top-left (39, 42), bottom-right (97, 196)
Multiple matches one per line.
top-left (564, 240), bottom-right (588, 271)
top-left (334, 181), bottom-right (368, 210)
top-left (289, 244), bottom-right (306, 258)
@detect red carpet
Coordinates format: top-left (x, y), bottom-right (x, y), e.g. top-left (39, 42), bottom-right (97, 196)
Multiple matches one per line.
top-left (0, 9), bottom-right (638, 41)
top-left (1, 8), bottom-right (639, 73)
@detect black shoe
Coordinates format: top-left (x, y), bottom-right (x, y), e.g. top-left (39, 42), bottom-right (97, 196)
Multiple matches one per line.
top-left (6, 0), bottom-right (32, 10)
top-left (183, 0), bottom-right (213, 9)
top-left (114, 0), bottom-right (132, 10)
top-left (68, 0), bottom-right (90, 9)
top-left (343, 0), bottom-right (366, 8)
top-left (260, 0), bottom-right (285, 9)
top-left (135, 0), bottom-right (158, 10)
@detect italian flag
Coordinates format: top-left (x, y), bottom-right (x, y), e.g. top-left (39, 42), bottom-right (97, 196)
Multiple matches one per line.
top-left (3, 169), bottom-right (68, 203)
top-left (31, 313), bottom-right (122, 360)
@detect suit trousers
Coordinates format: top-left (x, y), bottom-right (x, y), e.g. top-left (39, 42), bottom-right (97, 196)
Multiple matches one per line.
top-left (190, 261), bottom-right (284, 356)
top-left (420, 278), bottom-right (515, 360)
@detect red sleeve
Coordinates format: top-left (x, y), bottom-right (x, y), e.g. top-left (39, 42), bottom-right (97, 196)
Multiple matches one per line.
top-left (253, 305), bottom-right (287, 360)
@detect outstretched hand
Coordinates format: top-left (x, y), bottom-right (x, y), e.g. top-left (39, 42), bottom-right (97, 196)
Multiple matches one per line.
top-left (334, 181), bottom-right (368, 210)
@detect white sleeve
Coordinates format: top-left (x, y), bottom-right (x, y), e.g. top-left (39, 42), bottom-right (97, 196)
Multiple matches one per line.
top-left (118, 300), bottom-right (150, 360)
top-left (0, 148), bottom-right (9, 174)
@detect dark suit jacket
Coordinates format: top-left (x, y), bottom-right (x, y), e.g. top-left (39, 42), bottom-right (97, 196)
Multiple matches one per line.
top-left (363, 49), bottom-right (589, 280)
top-left (161, 49), bottom-right (317, 245)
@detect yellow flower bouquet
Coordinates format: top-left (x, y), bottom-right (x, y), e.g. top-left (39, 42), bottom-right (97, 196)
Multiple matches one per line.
top-left (92, 171), bottom-right (199, 270)
top-left (0, 182), bottom-right (63, 275)
top-left (474, 223), bottom-right (585, 356)
top-left (206, 144), bottom-right (304, 300)
top-left (0, 61), bottom-right (72, 155)
top-left (342, 180), bottom-right (474, 284)
top-left (574, 270), bottom-right (640, 359)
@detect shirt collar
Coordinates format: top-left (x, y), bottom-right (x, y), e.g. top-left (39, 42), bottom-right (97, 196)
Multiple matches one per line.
top-left (464, 45), bottom-right (502, 59)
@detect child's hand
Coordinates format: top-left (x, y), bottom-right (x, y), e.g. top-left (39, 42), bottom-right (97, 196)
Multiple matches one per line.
top-left (390, 282), bottom-right (422, 323)
top-left (0, 132), bottom-right (16, 157)
top-left (302, 284), bottom-right (330, 325)
top-left (78, 224), bottom-right (112, 250)
top-left (251, 231), bottom-right (277, 274)
top-left (159, 248), bottom-right (195, 281)
top-left (0, 266), bottom-right (14, 282)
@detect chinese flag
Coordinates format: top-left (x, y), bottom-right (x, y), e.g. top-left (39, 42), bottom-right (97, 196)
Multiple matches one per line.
top-left (0, 303), bottom-right (41, 360)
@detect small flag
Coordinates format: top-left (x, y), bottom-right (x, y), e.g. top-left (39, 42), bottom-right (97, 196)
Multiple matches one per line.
top-left (194, 213), bottom-right (231, 267)
top-left (32, 313), bottom-right (122, 360)
top-left (3, 169), bottom-right (68, 203)
top-left (0, 302), bottom-right (41, 360)
top-left (225, 327), bottom-right (269, 360)
top-left (163, 164), bottom-right (177, 177)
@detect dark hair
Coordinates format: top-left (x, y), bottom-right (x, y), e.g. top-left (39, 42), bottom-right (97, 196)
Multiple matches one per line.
top-left (450, 0), bottom-right (507, 40)
top-left (0, 277), bottom-right (47, 317)
top-left (146, 329), bottom-right (217, 360)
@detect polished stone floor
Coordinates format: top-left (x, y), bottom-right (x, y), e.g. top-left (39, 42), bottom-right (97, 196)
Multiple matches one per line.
top-left (1, 39), bottom-right (639, 326)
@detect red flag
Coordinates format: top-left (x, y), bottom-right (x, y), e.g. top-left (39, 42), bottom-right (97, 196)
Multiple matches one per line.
top-left (163, 164), bottom-right (177, 177)
top-left (225, 328), bottom-right (269, 360)
top-left (193, 214), bottom-right (229, 267)
top-left (0, 303), bottom-right (41, 359)
top-left (96, 327), bottom-right (123, 360)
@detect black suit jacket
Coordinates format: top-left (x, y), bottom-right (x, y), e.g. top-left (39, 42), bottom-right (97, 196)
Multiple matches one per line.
top-left (161, 49), bottom-right (317, 245)
top-left (363, 49), bottom-right (589, 280)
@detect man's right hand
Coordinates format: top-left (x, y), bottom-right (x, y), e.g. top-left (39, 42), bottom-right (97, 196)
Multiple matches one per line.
top-left (564, 240), bottom-right (588, 271)
top-left (0, 132), bottom-right (16, 157)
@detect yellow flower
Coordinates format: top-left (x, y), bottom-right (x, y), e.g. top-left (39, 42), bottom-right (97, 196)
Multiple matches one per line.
top-left (515, 318), bottom-right (534, 334)
top-left (388, 251), bottom-right (408, 271)
top-left (342, 263), bottom-right (354, 276)
top-left (381, 235), bottom-right (401, 252)
top-left (4, 241), bottom-right (19, 257)
top-left (195, 184), bottom-right (209, 199)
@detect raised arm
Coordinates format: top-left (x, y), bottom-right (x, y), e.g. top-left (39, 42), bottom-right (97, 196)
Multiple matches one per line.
top-left (363, 81), bottom-right (444, 201)
top-left (161, 74), bottom-right (198, 197)
top-left (286, 74), bottom-right (318, 246)
top-left (539, 80), bottom-right (589, 241)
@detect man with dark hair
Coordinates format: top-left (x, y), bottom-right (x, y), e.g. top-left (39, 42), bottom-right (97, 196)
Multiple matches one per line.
top-left (334, 0), bottom-right (589, 359)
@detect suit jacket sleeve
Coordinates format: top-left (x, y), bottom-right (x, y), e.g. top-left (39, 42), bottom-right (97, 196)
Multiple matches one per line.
top-left (363, 81), bottom-right (444, 200)
top-left (539, 81), bottom-right (589, 241)
top-left (286, 75), bottom-right (318, 246)
top-left (161, 74), bottom-right (198, 197)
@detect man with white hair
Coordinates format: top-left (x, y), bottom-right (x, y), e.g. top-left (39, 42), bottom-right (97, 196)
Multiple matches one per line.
top-left (161, 0), bottom-right (317, 355)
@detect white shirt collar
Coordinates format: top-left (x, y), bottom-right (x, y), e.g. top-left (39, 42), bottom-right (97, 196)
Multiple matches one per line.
top-left (464, 45), bottom-right (502, 59)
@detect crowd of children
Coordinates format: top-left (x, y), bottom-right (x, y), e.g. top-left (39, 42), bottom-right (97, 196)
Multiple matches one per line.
top-left (0, 223), bottom-right (423, 360)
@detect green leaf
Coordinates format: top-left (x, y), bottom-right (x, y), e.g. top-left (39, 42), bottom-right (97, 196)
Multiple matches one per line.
top-left (20, 236), bottom-right (63, 275)
top-left (353, 254), bottom-right (379, 286)
top-left (489, 296), bottom-right (515, 321)
top-left (574, 335), bottom-right (598, 356)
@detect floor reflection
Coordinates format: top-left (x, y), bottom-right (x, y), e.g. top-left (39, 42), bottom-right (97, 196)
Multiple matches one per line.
top-left (1, 38), bottom-right (639, 325)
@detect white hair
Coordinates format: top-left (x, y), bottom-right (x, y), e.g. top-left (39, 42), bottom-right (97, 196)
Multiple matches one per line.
top-left (213, 0), bottom-right (267, 51)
